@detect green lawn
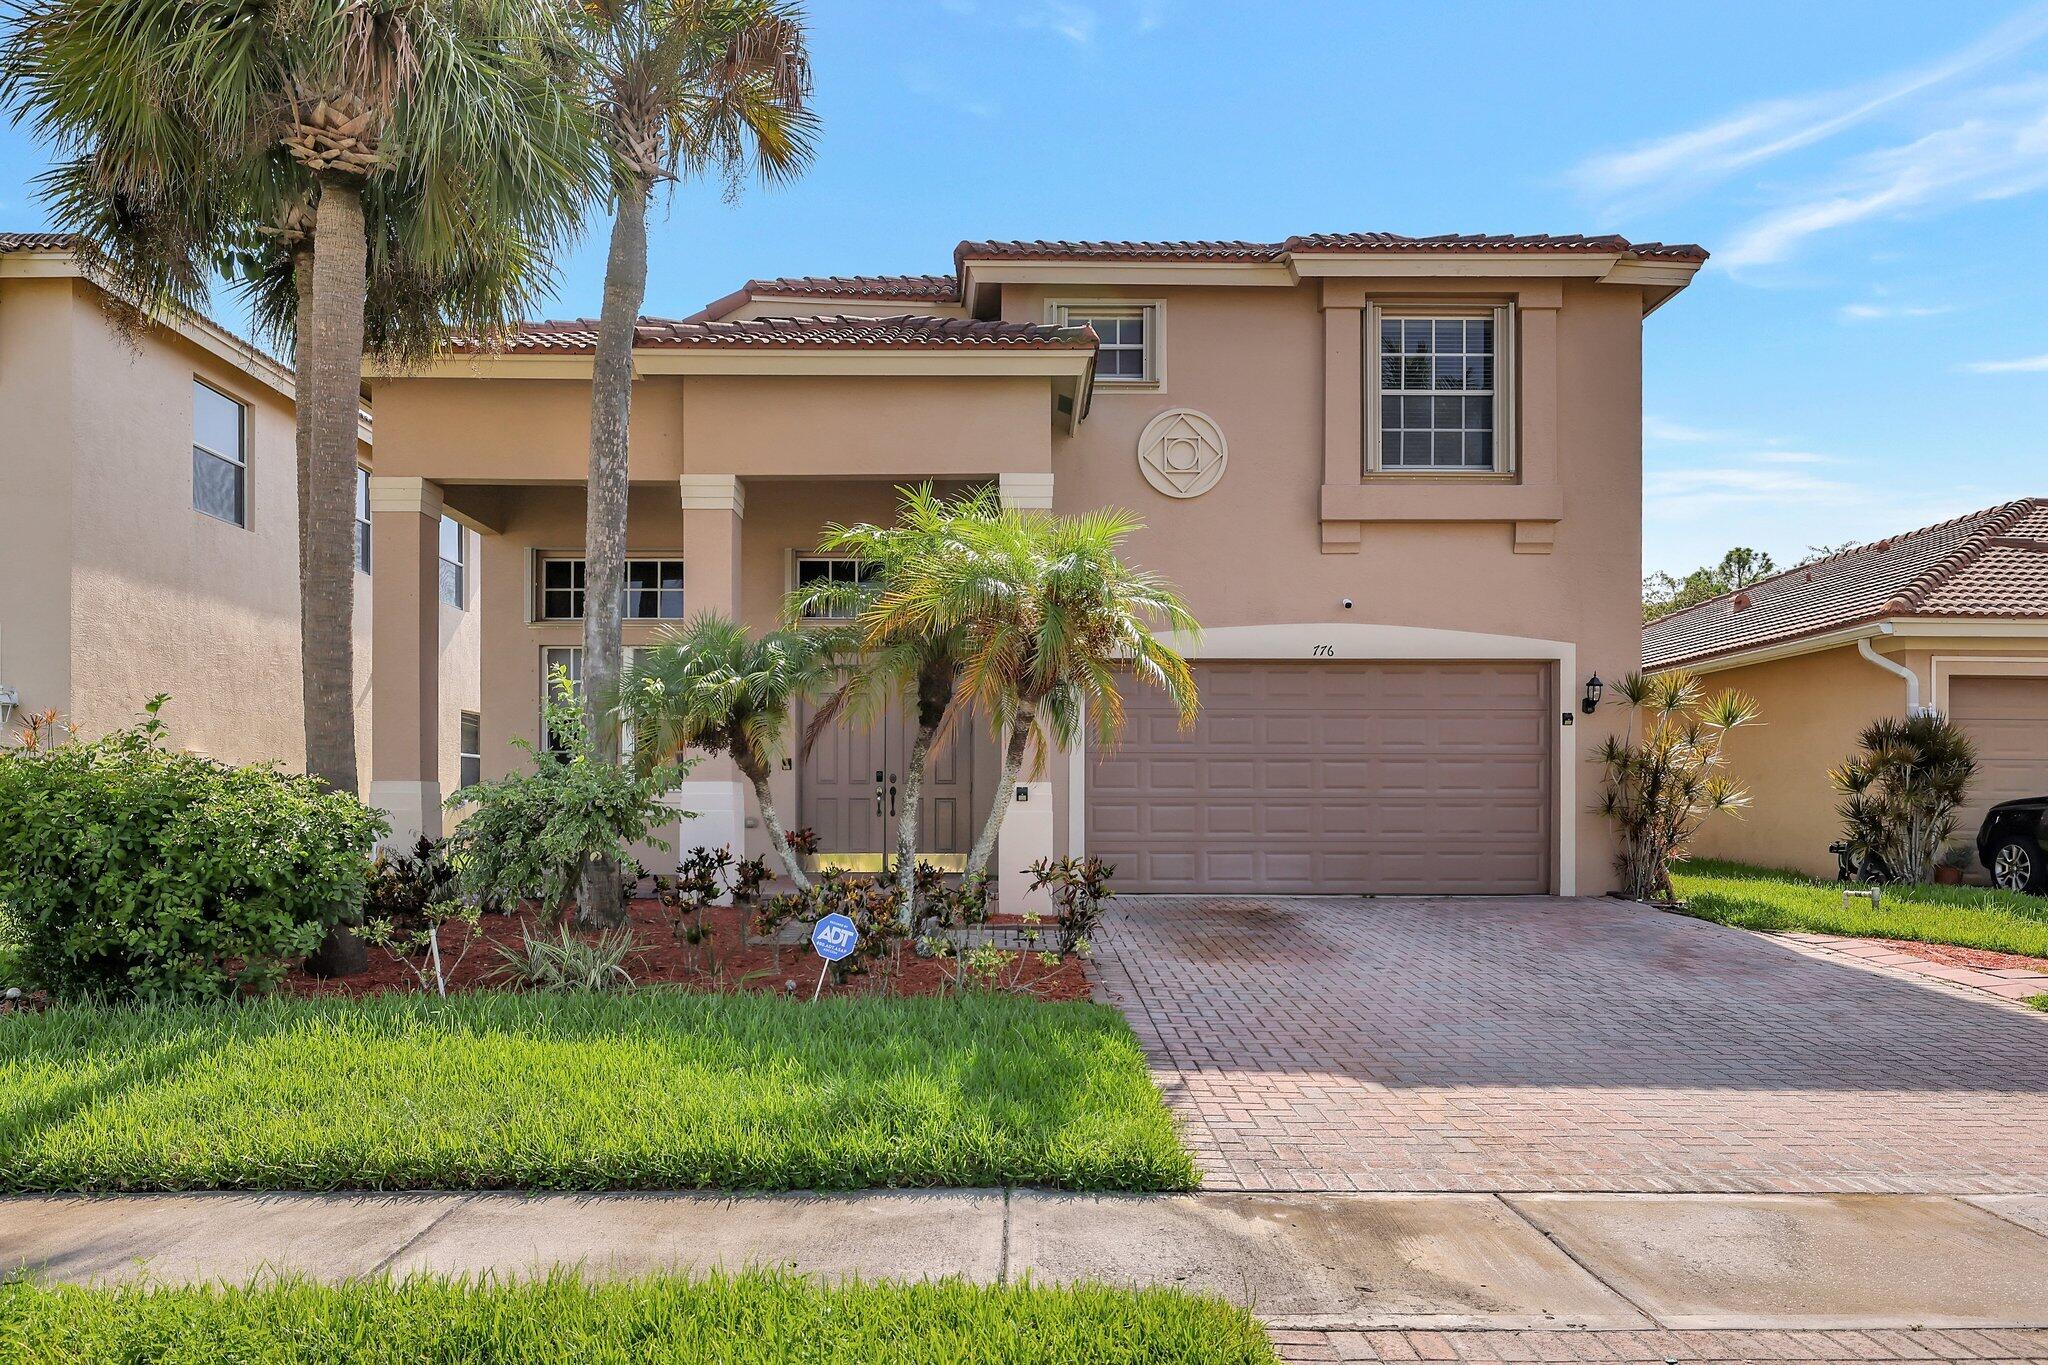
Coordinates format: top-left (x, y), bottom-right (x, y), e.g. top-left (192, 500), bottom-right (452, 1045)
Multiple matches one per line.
top-left (0, 991), bottom-right (1196, 1193)
top-left (0, 1270), bottom-right (1276, 1364)
top-left (1670, 858), bottom-right (2048, 957)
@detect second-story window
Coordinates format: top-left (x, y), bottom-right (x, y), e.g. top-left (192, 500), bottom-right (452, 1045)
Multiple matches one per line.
top-left (794, 555), bottom-right (874, 619)
top-left (439, 516), bottom-right (466, 608)
top-left (536, 556), bottom-right (685, 621)
top-left (1370, 308), bottom-right (1515, 474)
top-left (355, 468), bottom-right (372, 573)
top-left (1052, 303), bottom-right (1159, 385)
top-left (192, 380), bottom-right (247, 526)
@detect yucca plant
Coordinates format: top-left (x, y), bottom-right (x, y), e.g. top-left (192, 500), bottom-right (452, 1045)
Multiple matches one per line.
top-left (1830, 712), bottom-right (1977, 885)
top-left (572, 0), bottom-right (815, 919)
top-left (1597, 670), bottom-right (1759, 902)
top-left (619, 615), bottom-right (842, 890)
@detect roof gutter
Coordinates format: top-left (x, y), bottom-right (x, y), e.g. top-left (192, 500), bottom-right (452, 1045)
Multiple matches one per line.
top-left (1856, 627), bottom-right (1926, 716)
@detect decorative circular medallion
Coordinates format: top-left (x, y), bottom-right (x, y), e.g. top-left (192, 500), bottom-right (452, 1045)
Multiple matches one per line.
top-left (1136, 408), bottom-right (1228, 499)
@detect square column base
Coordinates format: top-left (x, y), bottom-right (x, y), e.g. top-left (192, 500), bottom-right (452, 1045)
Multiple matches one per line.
top-left (655, 778), bottom-right (749, 899)
top-left (997, 781), bottom-right (1056, 915)
top-left (371, 780), bottom-right (444, 849)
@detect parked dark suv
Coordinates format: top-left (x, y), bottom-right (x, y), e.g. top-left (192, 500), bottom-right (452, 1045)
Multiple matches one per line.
top-left (1977, 797), bottom-right (2048, 894)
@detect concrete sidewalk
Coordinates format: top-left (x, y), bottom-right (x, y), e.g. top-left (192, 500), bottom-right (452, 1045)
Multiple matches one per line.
top-left (5, 1190), bottom-right (2047, 1333)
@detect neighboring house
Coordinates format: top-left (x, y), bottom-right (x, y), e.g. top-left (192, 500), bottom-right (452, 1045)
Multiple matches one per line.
top-left (365, 232), bottom-right (1705, 904)
top-left (1643, 499), bottom-right (2048, 880)
top-left (0, 232), bottom-right (479, 800)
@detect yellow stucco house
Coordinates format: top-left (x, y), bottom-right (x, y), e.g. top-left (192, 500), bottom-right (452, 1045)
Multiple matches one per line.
top-left (1643, 499), bottom-right (2048, 881)
top-left (365, 231), bottom-right (1705, 907)
top-left (0, 232), bottom-right (477, 794)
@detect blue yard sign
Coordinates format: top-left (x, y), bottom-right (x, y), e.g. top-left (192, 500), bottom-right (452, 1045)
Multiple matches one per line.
top-left (808, 913), bottom-right (859, 1001)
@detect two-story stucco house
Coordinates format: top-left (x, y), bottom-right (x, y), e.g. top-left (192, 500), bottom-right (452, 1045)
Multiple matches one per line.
top-left (365, 232), bottom-right (1704, 905)
top-left (0, 232), bottom-right (477, 792)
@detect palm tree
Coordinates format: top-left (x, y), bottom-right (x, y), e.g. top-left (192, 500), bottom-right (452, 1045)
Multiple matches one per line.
top-left (876, 504), bottom-right (1202, 883)
top-left (788, 485), bottom-right (995, 925)
top-left (573, 0), bottom-right (815, 923)
top-left (618, 614), bottom-right (841, 889)
top-left (5, 0), bottom-right (596, 971)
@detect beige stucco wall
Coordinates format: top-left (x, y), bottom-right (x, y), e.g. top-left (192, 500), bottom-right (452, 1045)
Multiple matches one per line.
top-left (1687, 635), bottom-right (2048, 879)
top-left (0, 272), bottom-right (476, 797)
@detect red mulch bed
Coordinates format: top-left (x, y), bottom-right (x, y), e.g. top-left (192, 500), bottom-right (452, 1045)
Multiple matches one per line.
top-left (282, 896), bottom-right (1094, 1002)
top-left (1877, 938), bottom-right (2048, 975)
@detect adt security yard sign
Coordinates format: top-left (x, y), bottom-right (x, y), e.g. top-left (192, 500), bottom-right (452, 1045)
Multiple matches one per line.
top-left (809, 913), bottom-right (860, 1000)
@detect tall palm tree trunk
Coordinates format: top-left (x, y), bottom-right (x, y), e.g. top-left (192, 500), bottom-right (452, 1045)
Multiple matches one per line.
top-left (894, 661), bottom-right (953, 926)
top-left (964, 705), bottom-right (1034, 883)
top-left (302, 179), bottom-right (369, 978)
top-left (578, 180), bottom-right (651, 928)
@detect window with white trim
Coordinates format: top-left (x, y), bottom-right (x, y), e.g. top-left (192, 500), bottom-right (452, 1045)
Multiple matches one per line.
top-left (355, 468), bottom-right (372, 574)
top-left (438, 516), bottom-right (466, 608)
top-left (458, 711), bottom-right (481, 790)
top-left (536, 556), bottom-right (685, 621)
top-left (1051, 303), bottom-right (1159, 384)
top-left (192, 381), bottom-right (247, 526)
top-left (794, 555), bottom-right (875, 620)
top-left (540, 645), bottom-right (643, 757)
top-left (1368, 307), bottom-right (1515, 473)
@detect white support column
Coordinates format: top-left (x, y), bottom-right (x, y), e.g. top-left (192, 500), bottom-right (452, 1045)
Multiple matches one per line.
top-left (998, 472), bottom-right (1055, 510)
top-left (998, 771), bottom-right (1057, 916)
top-left (675, 474), bottom-right (749, 865)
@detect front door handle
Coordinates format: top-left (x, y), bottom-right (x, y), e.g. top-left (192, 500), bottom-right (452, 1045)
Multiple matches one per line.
top-left (888, 780), bottom-right (898, 818)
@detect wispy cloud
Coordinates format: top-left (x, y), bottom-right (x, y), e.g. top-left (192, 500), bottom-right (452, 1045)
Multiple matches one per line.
top-left (1643, 416), bottom-right (1731, 445)
top-left (1570, 4), bottom-right (2048, 211)
top-left (1717, 89), bottom-right (2048, 269)
top-left (1017, 0), bottom-right (1098, 44)
top-left (1961, 351), bottom-right (2048, 372)
top-left (900, 66), bottom-right (998, 119)
top-left (1840, 301), bottom-right (1953, 320)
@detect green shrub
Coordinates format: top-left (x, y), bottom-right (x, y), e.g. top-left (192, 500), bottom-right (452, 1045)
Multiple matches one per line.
top-left (446, 669), bottom-right (686, 919)
top-left (0, 697), bottom-right (385, 1000)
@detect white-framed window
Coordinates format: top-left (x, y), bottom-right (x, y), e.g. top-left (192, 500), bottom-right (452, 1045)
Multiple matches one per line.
top-left (793, 554), bottom-right (875, 620)
top-left (1050, 301), bottom-right (1161, 386)
top-left (1367, 305), bottom-right (1515, 474)
top-left (458, 711), bottom-right (481, 790)
top-left (354, 467), bottom-right (372, 574)
top-left (192, 380), bottom-right (248, 526)
top-left (540, 645), bottom-right (643, 757)
top-left (439, 516), bottom-right (466, 608)
top-left (535, 556), bottom-right (685, 621)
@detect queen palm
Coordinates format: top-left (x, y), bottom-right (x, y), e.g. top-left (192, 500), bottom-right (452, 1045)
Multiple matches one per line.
top-left (4, 0), bottom-right (596, 969)
top-left (789, 485), bottom-right (996, 925)
top-left (573, 0), bottom-right (815, 923)
top-left (618, 614), bottom-right (841, 890)
top-left (877, 504), bottom-right (1201, 883)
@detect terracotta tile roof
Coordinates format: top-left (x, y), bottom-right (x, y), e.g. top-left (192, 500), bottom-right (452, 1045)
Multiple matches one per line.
top-left (954, 233), bottom-right (1708, 268)
top-left (744, 274), bottom-right (958, 300)
top-left (1643, 498), bottom-right (2048, 670)
top-left (0, 231), bottom-right (76, 252)
top-left (462, 313), bottom-right (1093, 354)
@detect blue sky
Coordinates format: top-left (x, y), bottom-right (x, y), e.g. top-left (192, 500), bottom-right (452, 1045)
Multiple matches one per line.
top-left (5, 0), bottom-right (2046, 578)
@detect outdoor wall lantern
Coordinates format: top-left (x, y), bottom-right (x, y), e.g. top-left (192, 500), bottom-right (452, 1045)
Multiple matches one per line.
top-left (0, 684), bottom-right (16, 732)
top-left (1581, 674), bottom-right (1604, 715)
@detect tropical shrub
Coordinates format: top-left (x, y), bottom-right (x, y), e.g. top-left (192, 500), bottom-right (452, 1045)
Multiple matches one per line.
top-left (1597, 671), bottom-right (1759, 902)
top-left (358, 837), bottom-right (478, 996)
top-left (1028, 856), bottom-right (1116, 956)
top-left (1831, 712), bottom-right (1977, 885)
top-left (489, 925), bottom-right (638, 992)
top-left (448, 670), bottom-right (687, 923)
top-left (0, 697), bottom-right (385, 1000)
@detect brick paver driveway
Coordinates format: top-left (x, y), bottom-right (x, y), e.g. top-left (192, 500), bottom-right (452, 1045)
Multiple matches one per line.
top-left (1093, 896), bottom-right (2048, 1194)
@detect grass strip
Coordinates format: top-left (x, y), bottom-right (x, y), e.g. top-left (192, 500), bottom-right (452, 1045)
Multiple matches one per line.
top-left (0, 1269), bottom-right (1276, 1364)
top-left (0, 990), bottom-right (1197, 1192)
top-left (1670, 858), bottom-right (2048, 957)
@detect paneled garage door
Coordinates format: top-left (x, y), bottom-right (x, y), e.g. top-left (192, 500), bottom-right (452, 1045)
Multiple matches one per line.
top-left (1088, 662), bottom-right (1555, 895)
top-left (1949, 675), bottom-right (2048, 839)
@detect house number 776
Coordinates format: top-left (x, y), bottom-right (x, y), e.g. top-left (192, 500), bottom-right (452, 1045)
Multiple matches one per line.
top-left (1310, 644), bottom-right (1335, 657)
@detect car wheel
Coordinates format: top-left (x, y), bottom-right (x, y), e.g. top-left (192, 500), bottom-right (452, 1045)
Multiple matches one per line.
top-left (1990, 837), bottom-right (2047, 895)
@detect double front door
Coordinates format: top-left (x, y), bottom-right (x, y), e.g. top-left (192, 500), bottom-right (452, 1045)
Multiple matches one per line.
top-left (797, 696), bottom-right (992, 873)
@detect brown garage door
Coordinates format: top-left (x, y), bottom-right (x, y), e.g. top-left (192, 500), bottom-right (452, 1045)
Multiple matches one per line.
top-left (1950, 675), bottom-right (2048, 838)
top-left (1088, 662), bottom-right (1554, 895)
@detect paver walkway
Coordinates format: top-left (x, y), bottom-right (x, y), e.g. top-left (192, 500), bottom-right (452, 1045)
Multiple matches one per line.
top-left (1092, 896), bottom-right (2048, 1194)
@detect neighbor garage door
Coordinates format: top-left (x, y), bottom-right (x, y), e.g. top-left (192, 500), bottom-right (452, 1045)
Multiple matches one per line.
top-left (1087, 662), bottom-right (1554, 895)
top-left (1949, 675), bottom-right (2048, 839)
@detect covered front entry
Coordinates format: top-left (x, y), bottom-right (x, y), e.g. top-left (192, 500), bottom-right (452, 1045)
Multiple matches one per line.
top-left (798, 698), bottom-right (997, 872)
top-left (1087, 661), bottom-right (1555, 895)
top-left (1948, 675), bottom-right (2048, 837)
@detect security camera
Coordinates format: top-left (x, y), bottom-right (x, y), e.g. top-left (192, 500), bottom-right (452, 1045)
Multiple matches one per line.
top-left (1341, 598), bottom-right (1354, 610)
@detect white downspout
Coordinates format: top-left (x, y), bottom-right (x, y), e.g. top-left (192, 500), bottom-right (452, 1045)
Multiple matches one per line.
top-left (1857, 628), bottom-right (1923, 715)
